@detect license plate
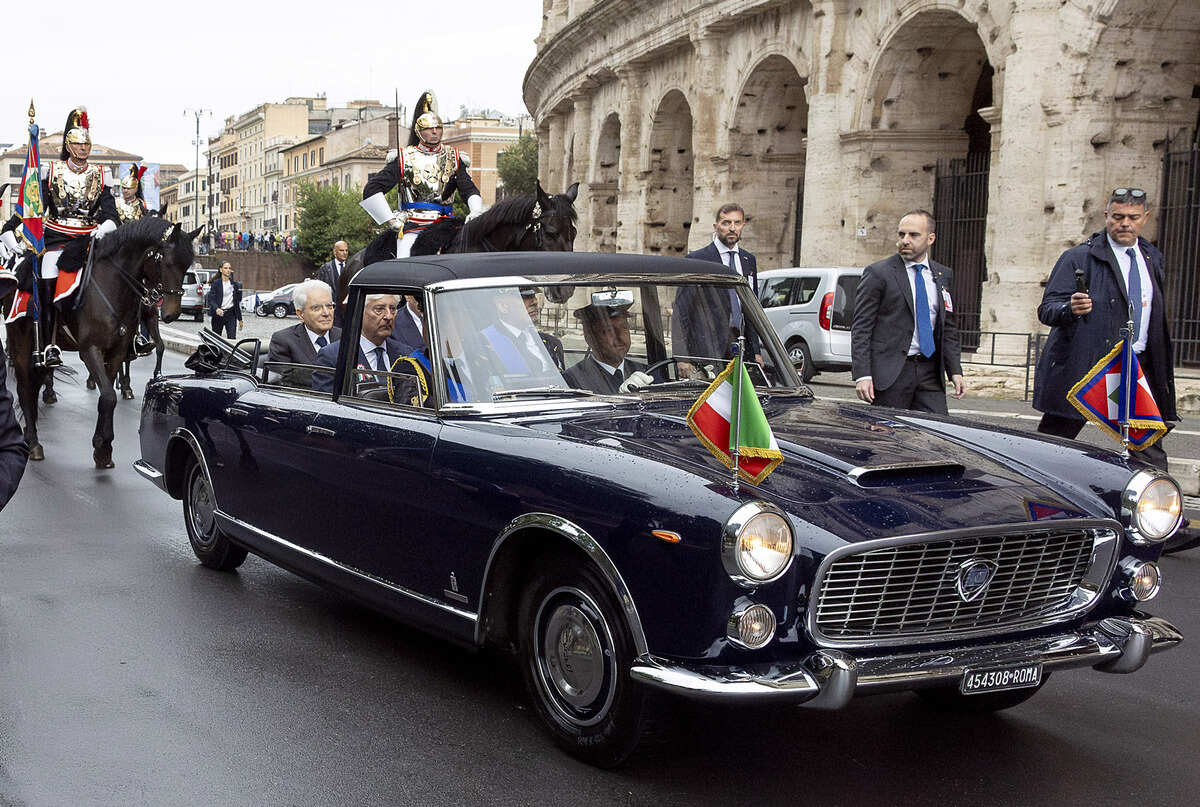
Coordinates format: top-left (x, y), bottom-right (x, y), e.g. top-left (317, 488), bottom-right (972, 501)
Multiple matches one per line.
top-left (960, 663), bottom-right (1043, 695)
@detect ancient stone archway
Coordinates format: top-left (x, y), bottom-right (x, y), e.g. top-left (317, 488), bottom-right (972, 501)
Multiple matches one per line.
top-left (730, 55), bottom-right (808, 268)
top-left (644, 90), bottom-right (694, 256)
top-left (592, 113), bottom-right (621, 252)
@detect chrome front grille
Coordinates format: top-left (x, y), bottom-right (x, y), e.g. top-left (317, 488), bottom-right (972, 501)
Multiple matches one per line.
top-left (810, 524), bottom-right (1119, 647)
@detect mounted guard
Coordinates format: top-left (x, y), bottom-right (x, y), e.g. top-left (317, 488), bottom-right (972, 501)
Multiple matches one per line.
top-left (4, 106), bottom-right (118, 367)
top-left (116, 164), bottom-right (157, 356)
top-left (360, 90), bottom-right (484, 260)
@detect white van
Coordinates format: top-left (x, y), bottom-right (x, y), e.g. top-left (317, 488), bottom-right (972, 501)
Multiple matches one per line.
top-left (758, 266), bottom-right (861, 382)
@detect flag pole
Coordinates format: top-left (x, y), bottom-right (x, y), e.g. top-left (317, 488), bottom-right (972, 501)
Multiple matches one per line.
top-left (1119, 302), bottom-right (1134, 460)
top-left (730, 336), bottom-right (746, 495)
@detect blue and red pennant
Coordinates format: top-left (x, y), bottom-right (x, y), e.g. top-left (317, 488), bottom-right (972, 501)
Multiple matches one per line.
top-left (1066, 339), bottom-right (1167, 450)
top-left (5, 116), bottom-right (45, 324)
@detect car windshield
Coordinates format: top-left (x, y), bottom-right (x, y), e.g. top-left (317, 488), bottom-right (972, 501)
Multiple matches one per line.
top-left (428, 280), bottom-right (798, 403)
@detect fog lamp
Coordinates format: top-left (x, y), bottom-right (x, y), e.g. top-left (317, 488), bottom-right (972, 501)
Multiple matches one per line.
top-left (1116, 559), bottom-right (1162, 603)
top-left (727, 603), bottom-right (776, 649)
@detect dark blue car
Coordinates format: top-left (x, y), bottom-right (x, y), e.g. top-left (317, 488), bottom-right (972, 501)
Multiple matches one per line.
top-left (135, 252), bottom-right (1184, 766)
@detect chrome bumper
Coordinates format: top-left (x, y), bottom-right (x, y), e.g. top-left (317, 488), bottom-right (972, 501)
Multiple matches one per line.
top-left (132, 459), bottom-right (167, 492)
top-left (629, 614), bottom-right (1182, 708)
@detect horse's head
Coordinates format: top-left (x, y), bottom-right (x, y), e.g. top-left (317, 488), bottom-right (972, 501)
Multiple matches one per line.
top-left (532, 181), bottom-right (579, 252)
top-left (156, 223), bottom-right (203, 323)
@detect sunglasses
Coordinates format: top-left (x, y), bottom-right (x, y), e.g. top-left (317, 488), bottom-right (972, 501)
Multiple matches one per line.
top-left (1110, 188), bottom-right (1146, 200)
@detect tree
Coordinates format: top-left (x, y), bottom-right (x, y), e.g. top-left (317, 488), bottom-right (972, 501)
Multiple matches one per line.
top-left (497, 133), bottom-right (539, 198)
top-left (294, 182), bottom-right (388, 264)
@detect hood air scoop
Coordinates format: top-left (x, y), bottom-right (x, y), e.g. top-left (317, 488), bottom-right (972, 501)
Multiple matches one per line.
top-left (848, 460), bottom-right (966, 487)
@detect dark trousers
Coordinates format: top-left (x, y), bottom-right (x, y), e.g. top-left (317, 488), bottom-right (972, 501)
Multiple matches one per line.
top-left (211, 312), bottom-right (238, 339)
top-left (873, 354), bottom-right (948, 414)
top-left (1037, 412), bottom-right (1168, 470)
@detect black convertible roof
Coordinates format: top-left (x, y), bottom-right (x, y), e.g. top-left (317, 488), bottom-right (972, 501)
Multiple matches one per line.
top-left (348, 251), bottom-right (739, 288)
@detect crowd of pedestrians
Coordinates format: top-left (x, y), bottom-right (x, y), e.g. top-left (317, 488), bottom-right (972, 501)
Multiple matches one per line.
top-left (212, 230), bottom-right (297, 253)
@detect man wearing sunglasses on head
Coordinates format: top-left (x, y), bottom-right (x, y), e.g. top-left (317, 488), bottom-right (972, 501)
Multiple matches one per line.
top-left (1033, 187), bottom-right (1177, 469)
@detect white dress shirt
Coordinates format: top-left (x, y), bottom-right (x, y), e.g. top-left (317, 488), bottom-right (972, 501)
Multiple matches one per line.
top-left (498, 319), bottom-right (551, 372)
top-left (903, 256), bottom-right (940, 356)
top-left (305, 326), bottom-right (328, 352)
top-left (358, 335), bottom-right (389, 372)
top-left (406, 305), bottom-right (425, 337)
top-left (220, 280), bottom-right (234, 310)
top-left (713, 236), bottom-right (744, 276)
top-left (1107, 236), bottom-right (1152, 353)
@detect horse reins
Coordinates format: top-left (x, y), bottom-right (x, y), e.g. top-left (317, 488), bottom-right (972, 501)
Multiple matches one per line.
top-left (89, 227), bottom-right (181, 317)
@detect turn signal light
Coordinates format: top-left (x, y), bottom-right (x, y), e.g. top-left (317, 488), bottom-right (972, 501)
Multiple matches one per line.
top-left (1117, 559), bottom-right (1161, 602)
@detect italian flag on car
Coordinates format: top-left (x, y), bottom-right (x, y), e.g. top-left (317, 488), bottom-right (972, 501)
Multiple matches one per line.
top-left (686, 357), bottom-right (784, 484)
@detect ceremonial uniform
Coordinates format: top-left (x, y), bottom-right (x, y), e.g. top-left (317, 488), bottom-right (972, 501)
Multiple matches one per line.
top-left (361, 91), bottom-right (483, 259)
top-left (117, 165), bottom-right (157, 356)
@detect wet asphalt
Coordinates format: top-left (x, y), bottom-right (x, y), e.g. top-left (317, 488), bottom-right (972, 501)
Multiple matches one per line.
top-left (0, 351), bottom-right (1197, 806)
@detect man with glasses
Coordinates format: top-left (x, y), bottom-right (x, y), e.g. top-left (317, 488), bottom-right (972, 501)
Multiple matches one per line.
top-left (267, 279), bottom-right (342, 388)
top-left (1033, 187), bottom-right (1177, 469)
top-left (312, 293), bottom-right (410, 394)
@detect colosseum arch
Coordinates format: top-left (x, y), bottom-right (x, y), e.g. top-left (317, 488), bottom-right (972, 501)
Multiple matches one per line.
top-left (592, 113), bottom-right (621, 252)
top-left (729, 54), bottom-right (808, 268)
top-left (644, 90), bottom-right (694, 256)
top-left (859, 9), bottom-right (994, 337)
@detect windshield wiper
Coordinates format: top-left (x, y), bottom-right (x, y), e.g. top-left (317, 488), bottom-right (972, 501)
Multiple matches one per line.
top-left (492, 386), bottom-right (596, 401)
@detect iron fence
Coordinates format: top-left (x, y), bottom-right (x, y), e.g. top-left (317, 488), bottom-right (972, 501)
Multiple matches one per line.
top-left (1159, 130), bottom-right (1200, 366)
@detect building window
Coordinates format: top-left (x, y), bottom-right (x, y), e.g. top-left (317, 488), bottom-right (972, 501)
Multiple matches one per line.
top-left (302, 154), bottom-right (308, 169)
top-left (319, 147), bottom-right (324, 164)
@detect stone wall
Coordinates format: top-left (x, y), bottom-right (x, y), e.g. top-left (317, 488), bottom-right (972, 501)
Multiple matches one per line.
top-left (197, 250), bottom-right (315, 291)
top-left (525, 0), bottom-right (1200, 356)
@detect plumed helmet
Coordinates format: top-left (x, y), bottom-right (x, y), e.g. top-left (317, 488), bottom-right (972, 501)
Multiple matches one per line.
top-left (61, 107), bottom-right (91, 159)
top-left (408, 90), bottom-right (441, 146)
top-left (121, 164), bottom-right (147, 191)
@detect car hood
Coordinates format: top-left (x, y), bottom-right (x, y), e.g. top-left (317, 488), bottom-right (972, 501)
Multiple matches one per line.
top-left (551, 395), bottom-right (1103, 544)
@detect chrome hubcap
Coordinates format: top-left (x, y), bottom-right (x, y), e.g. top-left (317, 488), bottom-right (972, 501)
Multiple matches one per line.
top-left (535, 587), bottom-right (616, 727)
top-left (187, 470), bottom-right (216, 547)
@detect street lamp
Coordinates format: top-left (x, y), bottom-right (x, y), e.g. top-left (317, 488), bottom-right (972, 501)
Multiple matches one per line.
top-left (184, 108), bottom-right (211, 238)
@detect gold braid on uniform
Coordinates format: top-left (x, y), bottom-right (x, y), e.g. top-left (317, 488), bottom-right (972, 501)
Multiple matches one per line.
top-left (387, 356), bottom-right (429, 406)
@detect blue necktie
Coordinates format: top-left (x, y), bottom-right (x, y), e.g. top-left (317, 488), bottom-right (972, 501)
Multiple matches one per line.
top-left (316, 335), bottom-right (328, 348)
top-left (374, 347), bottom-right (386, 373)
top-left (912, 264), bottom-right (935, 358)
top-left (1126, 248), bottom-right (1142, 345)
top-left (726, 250), bottom-right (742, 329)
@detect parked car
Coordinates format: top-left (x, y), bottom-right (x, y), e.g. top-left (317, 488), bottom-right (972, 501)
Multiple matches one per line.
top-left (255, 283), bottom-right (299, 318)
top-left (240, 290), bottom-right (264, 314)
top-left (179, 266), bottom-right (214, 322)
top-left (758, 266), bottom-right (861, 382)
top-left (136, 252), bottom-right (1183, 767)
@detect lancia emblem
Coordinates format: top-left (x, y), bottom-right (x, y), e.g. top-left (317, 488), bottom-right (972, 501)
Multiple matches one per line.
top-left (956, 559), bottom-right (998, 602)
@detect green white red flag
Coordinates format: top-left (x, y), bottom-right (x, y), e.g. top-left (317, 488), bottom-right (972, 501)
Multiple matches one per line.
top-left (686, 357), bottom-right (784, 484)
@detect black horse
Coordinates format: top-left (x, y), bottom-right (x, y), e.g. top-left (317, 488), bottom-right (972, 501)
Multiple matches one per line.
top-left (336, 181), bottom-right (578, 314)
top-left (3, 219), bottom-right (197, 467)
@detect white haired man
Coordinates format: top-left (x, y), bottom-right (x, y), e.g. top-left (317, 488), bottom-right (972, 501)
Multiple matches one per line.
top-left (266, 279), bottom-right (341, 388)
top-left (312, 293), bottom-right (410, 393)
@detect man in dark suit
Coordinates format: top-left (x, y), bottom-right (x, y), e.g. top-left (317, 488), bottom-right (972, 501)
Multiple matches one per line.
top-left (563, 294), bottom-right (649, 394)
top-left (851, 210), bottom-right (965, 414)
top-left (1, 271), bottom-right (29, 511)
top-left (267, 279), bottom-right (342, 388)
top-left (392, 294), bottom-right (426, 349)
top-left (317, 241), bottom-right (350, 326)
top-left (205, 261), bottom-right (243, 338)
top-left (313, 293), bottom-right (411, 394)
top-left (675, 203), bottom-right (761, 368)
top-left (1033, 187), bottom-right (1177, 469)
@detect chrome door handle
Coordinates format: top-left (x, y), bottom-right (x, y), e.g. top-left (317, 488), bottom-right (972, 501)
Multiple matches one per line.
top-left (306, 425), bottom-right (337, 438)
top-left (224, 406), bottom-right (251, 419)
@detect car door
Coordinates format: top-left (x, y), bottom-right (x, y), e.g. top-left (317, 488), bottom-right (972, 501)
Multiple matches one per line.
top-left (305, 398), bottom-right (443, 593)
top-left (827, 272), bottom-right (860, 359)
top-left (759, 275), bottom-right (797, 342)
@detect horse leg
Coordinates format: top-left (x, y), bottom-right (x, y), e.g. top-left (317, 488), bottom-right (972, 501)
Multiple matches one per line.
top-left (120, 354), bottom-right (134, 400)
top-left (10, 327), bottom-right (45, 461)
top-left (87, 371), bottom-right (97, 390)
top-left (42, 366), bottom-right (58, 404)
top-left (80, 345), bottom-right (117, 469)
top-left (150, 313), bottom-right (165, 378)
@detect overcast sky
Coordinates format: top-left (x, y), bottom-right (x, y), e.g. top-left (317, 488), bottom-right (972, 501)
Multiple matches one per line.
top-left (0, 0), bottom-right (543, 167)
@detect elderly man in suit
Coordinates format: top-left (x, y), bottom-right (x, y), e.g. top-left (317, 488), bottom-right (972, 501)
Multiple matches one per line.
top-left (675, 203), bottom-right (761, 370)
top-left (266, 279), bottom-right (342, 388)
top-left (851, 210), bottom-right (965, 413)
top-left (563, 292), bottom-right (650, 394)
top-left (313, 293), bottom-right (411, 394)
top-left (1033, 187), bottom-right (1177, 469)
top-left (205, 262), bottom-right (243, 338)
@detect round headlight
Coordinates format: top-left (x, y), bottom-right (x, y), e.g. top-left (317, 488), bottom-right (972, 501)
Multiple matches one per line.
top-left (1124, 472), bottom-right (1182, 543)
top-left (722, 502), bottom-right (794, 586)
top-left (727, 603), bottom-right (776, 649)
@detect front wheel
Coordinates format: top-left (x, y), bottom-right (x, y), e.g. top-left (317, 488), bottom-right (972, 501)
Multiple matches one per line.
top-left (915, 674), bottom-right (1049, 713)
top-left (182, 457), bottom-right (248, 571)
top-left (272, 303), bottom-right (288, 318)
top-left (518, 555), bottom-right (646, 767)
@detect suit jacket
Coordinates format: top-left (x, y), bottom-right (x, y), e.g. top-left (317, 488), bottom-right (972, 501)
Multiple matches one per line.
top-left (205, 277), bottom-right (243, 321)
top-left (267, 323), bottom-right (342, 388)
top-left (312, 336), bottom-right (410, 394)
top-left (316, 259), bottom-right (345, 293)
top-left (0, 346), bottom-right (29, 511)
top-left (391, 306), bottom-right (425, 351)
top-left (677, 243), bottom-right (760, 360)
top-left (563, 355), bottom-right (648, 394)
top-left (851, 254), bottom-right (963, 391)
top-left (1033, 233), bottom-right (1176, 421)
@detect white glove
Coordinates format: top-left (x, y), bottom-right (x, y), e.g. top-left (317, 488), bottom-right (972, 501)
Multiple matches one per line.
top-left (466, 194), bottom-right (485, 222)
top-left (618, 371), bottom-right (654, 393)
top-left (0, 230), bottom-right (17, 254)
top-left (93, 219), bottom-right (117, 240)
top-left (361, 192), bottom-right (402, 230)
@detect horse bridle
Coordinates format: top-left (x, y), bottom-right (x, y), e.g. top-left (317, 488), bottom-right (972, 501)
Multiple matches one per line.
top-left (91, 227), bottom-right (181, 316)
top-left (522, 200), bottom-right (571, 250)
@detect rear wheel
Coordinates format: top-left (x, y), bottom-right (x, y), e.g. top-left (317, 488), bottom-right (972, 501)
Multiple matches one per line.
top-left (915, 674), bottom-right (1049, 712)
top-left (788, 340), bottom-right (815, 382)
top-left (517, 555), bottom-right (646, 767)
top-left (182, 457), bottom-right (248, 571)
top-left (273, 303), bottom-right (288, 318)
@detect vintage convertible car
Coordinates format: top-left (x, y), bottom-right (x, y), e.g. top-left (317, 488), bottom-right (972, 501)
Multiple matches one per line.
top-left (135, 252), bottom-right (1183, 766)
